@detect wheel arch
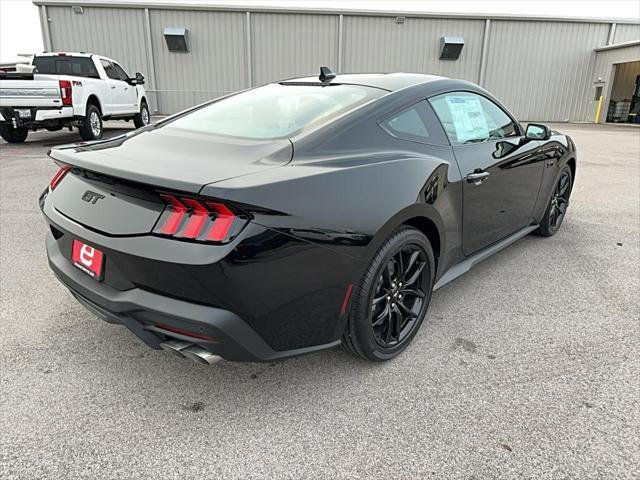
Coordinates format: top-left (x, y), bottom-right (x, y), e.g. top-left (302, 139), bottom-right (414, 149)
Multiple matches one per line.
top-left (567, 157), bottom-right (576, 185)
top-left (364, 204), bottom-right (446, 275)
top-left (86, 94), bottom-right (102, 115)
top-left (403, 216), bottom-right (441, 271)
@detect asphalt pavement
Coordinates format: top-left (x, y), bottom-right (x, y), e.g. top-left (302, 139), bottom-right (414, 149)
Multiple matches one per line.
top-left (0, 121), bottom-right (638, 479)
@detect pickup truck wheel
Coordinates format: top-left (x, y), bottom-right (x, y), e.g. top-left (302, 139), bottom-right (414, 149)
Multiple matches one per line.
top-left (133, 101), bottom-right (150, 129)
top-left (79, 104), bottom-right (103, 141)
top-left (0, 124), bottom-right (28, 143)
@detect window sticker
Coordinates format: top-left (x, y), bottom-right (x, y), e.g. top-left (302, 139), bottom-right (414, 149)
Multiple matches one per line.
top-left (446, 95), bottom-right (489, 143)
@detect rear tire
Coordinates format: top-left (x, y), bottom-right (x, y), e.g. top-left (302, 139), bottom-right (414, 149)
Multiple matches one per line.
top-left (342, 227), bottom-right (435, 362)
top-left (79, 104), bottom-right (103, 141)
top-left (133, 101), bottom-right (150, 129)
top-left (0, 124), bottom-right (28, 143)
top-left (535, 165), bottom-right (573, 237)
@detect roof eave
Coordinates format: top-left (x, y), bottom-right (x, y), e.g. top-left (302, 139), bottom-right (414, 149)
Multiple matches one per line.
top-left (31, 0), bottom-right (640, 26)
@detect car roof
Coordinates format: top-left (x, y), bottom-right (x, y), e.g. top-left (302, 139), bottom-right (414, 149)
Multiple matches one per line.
top-left (35, 52), bottom-right (118, 63)
top-left (36, 52), bottom-right (93, 58)
top-left (283, 72), bottom-right (447, 91)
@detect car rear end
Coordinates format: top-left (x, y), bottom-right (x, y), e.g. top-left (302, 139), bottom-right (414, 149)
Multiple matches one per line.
top-left (40, 80), bottom-right (385, 364)
top-left (0, 71), bottom-right (72, 130)
top-left (40, 132), bottom-right (360, 365)
top-left (42, 166), bottom-right (270, 363)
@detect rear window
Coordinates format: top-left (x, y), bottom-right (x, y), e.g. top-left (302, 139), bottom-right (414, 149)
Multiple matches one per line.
top-left (32, 56), bottom-right (99, 79)
top-left (166, 83), bottom-right (386, 140)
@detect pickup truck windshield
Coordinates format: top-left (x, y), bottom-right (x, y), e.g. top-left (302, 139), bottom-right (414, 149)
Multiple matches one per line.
top-left (167, 83), bottom-right (386, 140)
top-left (32, 56), bottom-right (100, 79)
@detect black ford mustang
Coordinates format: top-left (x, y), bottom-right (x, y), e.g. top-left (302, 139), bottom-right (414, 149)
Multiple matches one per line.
top-left (41, 69), bottom-right (576, 364)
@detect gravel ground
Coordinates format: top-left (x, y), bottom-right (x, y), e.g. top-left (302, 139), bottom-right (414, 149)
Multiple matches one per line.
top-left (1, 122), bottom-right (638, 479)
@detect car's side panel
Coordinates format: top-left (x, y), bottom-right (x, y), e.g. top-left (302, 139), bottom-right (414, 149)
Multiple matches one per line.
top-left (531, 134), bottom-right (576, 223)
top-left (203, 85), bottom-right (465, 286)
top-left (69, 74), bottom-right (111, 118)
top-left (453, 138), bottom-right (546, 255)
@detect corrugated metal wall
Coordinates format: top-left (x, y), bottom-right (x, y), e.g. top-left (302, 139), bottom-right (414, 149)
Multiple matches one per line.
top-left (46, 6), bottom-right (149, 84)
top-left (614, 24), bottom-right (640, 44)
top-left (148, 9), bottom-right (247, 113)
top-left (251, 13), bottom-right (338, 86)
top-left (483, 21), bottom-right (609, 121)
top-left (41, 4), bottom-right (640, 121)
top-left (342, 16), bottom-right (485, 82)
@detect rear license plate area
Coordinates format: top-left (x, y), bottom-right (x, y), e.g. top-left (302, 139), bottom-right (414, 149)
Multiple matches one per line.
top-left (71, 239), bottom-right (104, 281)
top-left (15, 108), bottom-right (31, 119)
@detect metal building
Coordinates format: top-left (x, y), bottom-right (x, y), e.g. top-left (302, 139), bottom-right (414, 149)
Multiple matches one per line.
top-left (34, 1), bottom-right (640, 123)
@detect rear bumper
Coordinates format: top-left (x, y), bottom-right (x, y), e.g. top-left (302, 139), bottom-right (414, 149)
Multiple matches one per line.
top-left (46, 232), bottom-right (340, 362)
top-left (0, 106), bottom-right (73, 126)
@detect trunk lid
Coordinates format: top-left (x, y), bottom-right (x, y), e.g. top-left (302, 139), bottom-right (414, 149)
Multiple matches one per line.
top-left (49, 126), bottom-right (291, 236)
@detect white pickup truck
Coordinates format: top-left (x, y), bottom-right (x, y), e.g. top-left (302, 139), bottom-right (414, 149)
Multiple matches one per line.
top-left (0, 52), bottom-right (149, 143)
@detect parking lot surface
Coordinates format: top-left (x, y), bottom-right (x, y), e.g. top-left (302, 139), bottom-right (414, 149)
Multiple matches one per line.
top-left (1, 122), bottom-right (638, 479)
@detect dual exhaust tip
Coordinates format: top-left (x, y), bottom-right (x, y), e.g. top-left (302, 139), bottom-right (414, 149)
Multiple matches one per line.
top-left (159, 340), bottom-right (223, 366)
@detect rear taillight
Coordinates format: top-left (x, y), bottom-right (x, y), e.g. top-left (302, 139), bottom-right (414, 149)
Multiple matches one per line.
top-left (49, 164), bottom-right (72, 190)
top-left (59, 80), bottom-right (72, 106)
top-left (154, 193), bottom-right (247, 244)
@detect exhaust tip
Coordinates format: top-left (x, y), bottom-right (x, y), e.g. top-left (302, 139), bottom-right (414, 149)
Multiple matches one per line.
top-left (159, 340), bottom-right (193, 358)
top-left (182, 346), bottom-right (223, 366)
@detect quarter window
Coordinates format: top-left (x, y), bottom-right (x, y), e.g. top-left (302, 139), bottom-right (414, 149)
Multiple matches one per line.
top-left (382, 105), bottom-right (430, 142)
top-left (380, 101), bottom-right (449, 146)
top-left (429, 92), bottom-right (518, 145)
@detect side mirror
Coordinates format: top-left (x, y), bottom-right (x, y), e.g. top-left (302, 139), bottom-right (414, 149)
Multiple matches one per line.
top-left (525, 123), bottom-right (551, 140)
top-left (135, 72), bottom-right (145, 85)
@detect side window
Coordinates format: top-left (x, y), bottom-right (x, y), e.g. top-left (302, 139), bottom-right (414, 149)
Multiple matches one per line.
top-left (69, 57), bottom-right (99, 78)
top-left (112, 63), bottom-right (130, 81)
top-left (429, 92), bottom-right (518, 145)
top-left (100, 59), bottom-right (119, 80)
top-left (380, 100), bottom-right (449, 146)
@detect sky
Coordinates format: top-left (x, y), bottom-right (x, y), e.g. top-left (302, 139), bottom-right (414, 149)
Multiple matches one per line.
top-left (1, 0), bottom-right (639, 62)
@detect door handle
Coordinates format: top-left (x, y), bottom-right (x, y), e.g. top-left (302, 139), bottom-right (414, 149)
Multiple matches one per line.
top-left (124, 87), bottom-right (128, 90)
top-left (110, 86), bottom-right (116, 89)
top-left (466, 171), bottom-right (490, 185)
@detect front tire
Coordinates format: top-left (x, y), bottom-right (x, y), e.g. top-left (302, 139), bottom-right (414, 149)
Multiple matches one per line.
top-left (79, 104), bottom-right (103, 141)
top-left (133, 101), bottom-right (150, 129)
top-left (0, 124), bottom-right (28, 143)
top-left (535, 165), bottom-right (573, 237)
top-left (342, 227), bottom-right (435, 362)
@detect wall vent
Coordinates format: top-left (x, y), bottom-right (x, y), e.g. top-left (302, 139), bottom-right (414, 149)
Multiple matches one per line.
top-left (163, 27), bottom-right (190, 52)
top-left (439, 36), bottom-right (464, 60)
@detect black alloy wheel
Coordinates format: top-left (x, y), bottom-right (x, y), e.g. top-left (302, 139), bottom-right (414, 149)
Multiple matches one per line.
top-left (342, 227), bottom-right (434, 361)
top-left (536, 165), bottom-right (573, 236)
top-left (549, 170), bottom-right (571, 229)
top-left (371, 246), bottom-right (428, 347)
